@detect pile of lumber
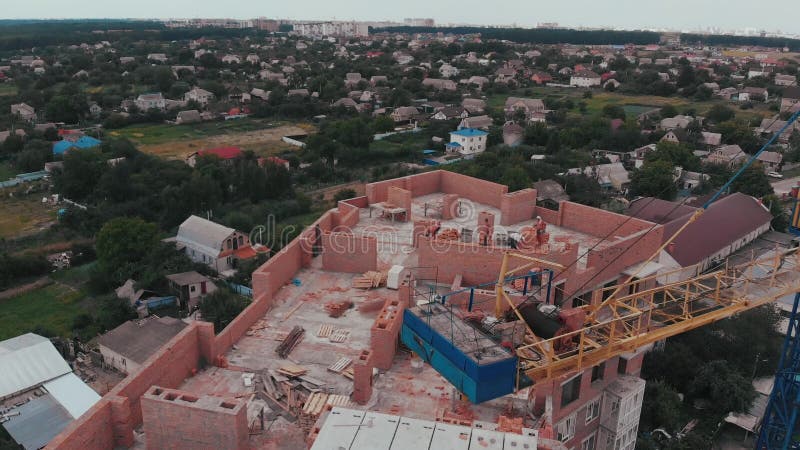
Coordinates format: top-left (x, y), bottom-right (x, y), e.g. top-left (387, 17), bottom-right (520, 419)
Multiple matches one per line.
top-left (327, 356), bottom-right (352, 374)
top-left (435, 228), bottom-right (460, 241)
top-left (317, 325), bottom-right (350, 343)
top-left (298, 393), bottom-right (355, 432)
top-left (352, 271), bottom-right (387, 289)
top-left (259, 366), bottom-right (328, 417)
top-left (275, 326), bottom-right (304, 358)
top-left (324, 300), bottom-right (353, 318)
top-left (277, 362), bottom-right (308, 377)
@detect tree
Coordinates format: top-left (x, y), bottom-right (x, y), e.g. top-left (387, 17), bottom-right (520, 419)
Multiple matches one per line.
top-left (640, 380), bottom-right (684, 432)
top-left (199, 289), bottom-right (250, 333)
top-left (55, 149), bottom-right (105, 201)
top-left (707, 104), bottom-right (735, 123)
top-left (646, 141), bottom-right (701, 171)
top-left (373, 115), bottom-right (395, 133)
top-left (333, 188), bottom-right (357, 203)
top-left (96, 217), bottom-right (160, 284)
top-left (689, 360), bottom-right (756, 414)
top-left (659, 104), bottom-right (678, 119)
top-left (602, 104), bottom-right (626, 120)
top-left (499, 167), bottom-right (531, 191)
top-left (731, 163), bottom-right (773, 198)
top-left (630, 160), bottom-right (677, 200)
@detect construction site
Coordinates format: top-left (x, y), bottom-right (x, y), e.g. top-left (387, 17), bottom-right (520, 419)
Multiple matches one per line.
top-left (46, 169), bottom-right (800, 450)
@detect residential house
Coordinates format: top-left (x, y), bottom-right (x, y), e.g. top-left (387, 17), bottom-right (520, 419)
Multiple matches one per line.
top-left (504, 96), bottom-right (546, 123)
top-left (532, 179), bottom-right (569, 209)
top-left (0, 128), bottom-right (25, 144)
top-left (186, 146), bottom-right (242, 167)
top-left (775, 74), bottom-right (796, 87)
top-left (176, 110), bottom-right (202, 124)
top-left (570, 70), bottom-right (601, 87)
top-left (531, 71), bottom-right (553, 85)
top-left (97, 317), bottom-right (188, 374)
top-left (494, 67), bottom-right (517, 84)
top-left (756, 118), bottom-right (798, 144)
top-left (345, 73), bottom-right (363, 88)
top-left (627, 193), bottom-right (772, 277)
top-left (250, 88), bottom-right (270, 101)
top-left (458, 115), bottom-right (493, 130)
top-left (706, 144), bottom-right (747, 168)
top-left (568, 163), bottom-right (630, 191)
top-left (422, 78), bottom-right (457, 90)
top-left (119, 56), bottom-right (136, 65)
top-left (259, 156), bottom-right (291, 170)
top-left (134, 93), bottom-right (166, 111)
top-left (184, 87), bottom-right (214, 105)
top-left (165, 271), bottom-right (217, 309)
top-left (466, 76), bottom-right (490, 89)
top-left (52, 136), bottom-right (101, 155)
top-left (677, 170), bottom-right (709, 191)
top-left (502, 122), bottom-right (524, 147)
top-left (11, 103), bottom-right (35, 121)
top-left (781, 87), bottom-right (800, 113)
top-left (88, 102), bottom-right (102, 117)
top-left (742, 86), bottom-right (769, 102)
top-left (462, 98), bottom-right (486, 114)
top-left (439, 64), bottom-right (459, 78)
top-left (221, 54), bottom-right (241, 64)
top-left (333, 97), bottom-right (359, 110)
top-left (174, 215), bottom-right (266, 273)
top-left (446, 128), bottom-right (488, 159)
top-left (246, 54), bottom-right (260, 64)
top-left (431, 106), bottom-right (469, 121)
top-left (756, 151), bottom-right (783, 173)
top-left (370, 75), bottom-right (388, 86)
top-left (700, 132), bottom-right (722, 147)
top-left (147, 53), bottom-right (167, 63)
top-left (660, 115), bottom-right (697, 130)
top-left (390, 106), bottom-right (420, 123)
top-left (287, 89), bottom-right (309, 97)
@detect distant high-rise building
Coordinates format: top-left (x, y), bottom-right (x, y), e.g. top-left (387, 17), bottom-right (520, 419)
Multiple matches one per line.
top-left (255, 17), bottom-right (279, 32)
top-left (537, 22), bottom-right (560, 29)
top-left (404, 18), bottom-right (435, 27)
top-left (293, 21), bottom-right (369, 37)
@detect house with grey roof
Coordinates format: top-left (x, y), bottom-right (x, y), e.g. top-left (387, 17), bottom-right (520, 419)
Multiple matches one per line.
top-left (97, 317), bottom-right (188, 374)
top-left (706, 145), bottom-right (747, 168)
top-left (175, 215), bottom-right (266, 274)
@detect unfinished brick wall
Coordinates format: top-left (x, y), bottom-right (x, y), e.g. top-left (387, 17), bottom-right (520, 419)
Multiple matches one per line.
top-left (321, 232), bottom-right (377, 273)
top-left (47, 322), bottom-right (215, 449)
top-left (45, 400), bottom-right (115, 450)
top-left (560, 202), bottom-right (653, 238)
top-left (141, 386), bottom-right (248, 450)
top-left (441, 194), bottom-right (460, 220)
top-left (533, 206), bottom-right (561, 227)
top-left (352, 349), bottom-right (374, 405)
top-left (333, 201), bottom-right (361, 228)
top-left (440, 170), bottom-right (508, 208)
top-left (366, 177), bottom-right (410, 204)
top-left (387, 186), bottom-right (413, 221)
top-left (500, 188), bottom-right (537, 225)
top-left (370, 298), bottom-right (406, 370)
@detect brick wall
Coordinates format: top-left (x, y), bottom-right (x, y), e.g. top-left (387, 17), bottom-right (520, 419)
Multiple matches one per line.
top-left (441, 194), bottom-right (459, 220)
top-left (47, 322), bottom-right (215, 449)
top-left (321, 232), bottom-right (378, 273)
top-left (560, 202), bottom-right (653, 238)
top-left (141, 386), bottom-right (248, 449)
top-left (440, 171), bottom-right (508, 208)
top-left (370, 297), bottom-right (406, 370)
top-left (500, 189), bottom-right (537, 225)
top-left (405, 170), bottom-right (442, 197)
top-left (387, 186), bottom-right (412, 221)
top-left (45, 400), bottom-right (114, 450)
top-left (352, 349), bottom-right (375, 404)
top-left (533, 206), bottom-right (561, 226)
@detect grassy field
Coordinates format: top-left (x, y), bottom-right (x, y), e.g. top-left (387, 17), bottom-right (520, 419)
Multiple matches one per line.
top-left (0, 84), bottom-right (17, 97)
top-left (0, 283), bottom-right (87, 340)
top-left (108, 119), bottom-right (315, 159)
top-left (0, 161), bottom-right (14, 181)
top-left (0, 194), bottom-right (57, 239)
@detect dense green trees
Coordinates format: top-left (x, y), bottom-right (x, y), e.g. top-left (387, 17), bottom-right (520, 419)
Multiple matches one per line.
top-left (95, 217), bottom-right (160, 285)
top-left (199, 289), bottom-right (250, 333)
top-left (630, 160), bottom-right (677, 200)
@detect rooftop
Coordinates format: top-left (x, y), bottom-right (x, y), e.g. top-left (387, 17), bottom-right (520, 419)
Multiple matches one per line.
top-left (451, 128), bottom-right (488, 137)
top-left (97, 317), bottom-right (188, 365)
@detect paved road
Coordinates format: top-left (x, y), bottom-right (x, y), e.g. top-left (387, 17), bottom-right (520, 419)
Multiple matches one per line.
top-left (771, 176), bottom-right (800, 196)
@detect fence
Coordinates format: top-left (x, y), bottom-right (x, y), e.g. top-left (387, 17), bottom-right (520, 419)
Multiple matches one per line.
top-left (226, 282), bottom-right (253, 298)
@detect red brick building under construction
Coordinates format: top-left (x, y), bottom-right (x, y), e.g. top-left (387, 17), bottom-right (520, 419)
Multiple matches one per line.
top-left (48, 171), bottom-right (662, 450)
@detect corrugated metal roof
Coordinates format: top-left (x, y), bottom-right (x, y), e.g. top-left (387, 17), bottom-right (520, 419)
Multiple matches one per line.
top-left (0, 333), bottom-right (71, 399)
top-left (43, 373), bottom-right (101, 419)
top-left (2, 394), bottom-right (72, 450)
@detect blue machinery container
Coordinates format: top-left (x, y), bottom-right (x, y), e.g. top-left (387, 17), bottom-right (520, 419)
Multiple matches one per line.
top-left (400, 270), bottom-right (553, 403)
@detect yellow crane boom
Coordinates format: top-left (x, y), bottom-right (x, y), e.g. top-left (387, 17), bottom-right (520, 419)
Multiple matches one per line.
top-left (495, 246), bottom-right (800, 385)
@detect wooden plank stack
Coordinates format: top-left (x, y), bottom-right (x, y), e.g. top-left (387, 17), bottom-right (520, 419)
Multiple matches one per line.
top-left (329, 329), bottom-right (350, 343)
top-left (352, 271), bottom-right (387, 289)
top-left (275, 326), bottom-right (305, 358)
top-left (298, 393), bottom-right (356, 432)
top-left (276, 362), bottom-right (308, 377)
top-left (327, 356), bottom-right (352, 374)
top-left (317, 324), bottom-right (334, 338)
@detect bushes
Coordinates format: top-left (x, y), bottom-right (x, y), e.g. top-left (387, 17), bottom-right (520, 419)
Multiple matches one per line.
top-left (0, 253), bottom-right (51, 289)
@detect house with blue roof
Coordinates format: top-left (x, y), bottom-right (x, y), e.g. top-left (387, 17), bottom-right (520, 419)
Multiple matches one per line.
top-left (446, 127), bottom-right (488, 159)
top-left (52, 136), bottom-right (102, 155)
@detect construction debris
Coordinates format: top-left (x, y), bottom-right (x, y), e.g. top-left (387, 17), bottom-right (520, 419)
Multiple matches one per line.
top-left (327, 357), bottom-right (352, 374)
top-left (352, 271), bottom-right (387, 289)
top-left (277, 363), bottom-right (308, 377)
top-left (324, 300), bottom-right (353, 318)
top-left (298, 392), bottom-right (355, 432)
top-left (357, 297), bottom-right (386, 313)
top-left (275, 326), bottom-right (305, 358)
top-left (317, 324), bottom-right (334, 338)
top-left (329, 329), bottom-right (350, 343)
top-left (341, 366), bottom-right (354, 380)
top-left (435, 228), bottom-right (460, 241)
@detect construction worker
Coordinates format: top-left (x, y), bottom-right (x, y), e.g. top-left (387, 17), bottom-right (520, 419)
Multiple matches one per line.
top-left (534, 216), bottom-right (547, 246)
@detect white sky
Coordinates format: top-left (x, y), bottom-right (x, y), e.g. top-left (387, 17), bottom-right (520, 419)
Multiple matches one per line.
top-left (4, 0), bottom-right (798, 35)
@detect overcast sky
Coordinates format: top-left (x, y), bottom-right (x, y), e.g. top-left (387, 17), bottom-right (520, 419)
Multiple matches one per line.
top-left (6, 0), bottom-right (798, 34)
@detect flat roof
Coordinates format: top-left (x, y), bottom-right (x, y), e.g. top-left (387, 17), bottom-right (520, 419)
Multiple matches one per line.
top-left (311, 407), bottom-right (538, 450)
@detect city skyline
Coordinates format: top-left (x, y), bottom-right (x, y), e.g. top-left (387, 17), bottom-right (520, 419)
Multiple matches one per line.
top-left (4, 0), bottom-right (800, 36)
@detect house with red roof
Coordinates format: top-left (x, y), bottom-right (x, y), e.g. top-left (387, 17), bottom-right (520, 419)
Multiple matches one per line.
top-left (258, 156), bottom-right (290, 170)
top-left (186, 146), bottom-right (242, 167)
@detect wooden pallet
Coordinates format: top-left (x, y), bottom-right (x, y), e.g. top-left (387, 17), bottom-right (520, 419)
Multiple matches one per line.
top-left (342, 366), bottom-right (354, 380)
top-left (327, 357), bottom-right (352, 374)
top-left (277, 362), bottom-right (308, 378)
top-left (329, 329), bottom-right (350, 343)
top-left (317, 324), bottom-right (334, 338)
top-left (352, 270), bottom-right (387, 289)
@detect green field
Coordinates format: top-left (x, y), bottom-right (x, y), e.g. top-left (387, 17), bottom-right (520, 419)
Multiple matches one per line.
top-left (0, 84), bottom-right (17, 97)
top-left (0, 283), bottom-right (88, 340)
